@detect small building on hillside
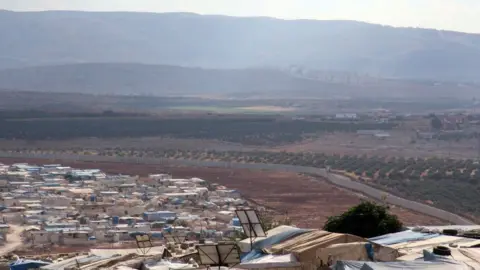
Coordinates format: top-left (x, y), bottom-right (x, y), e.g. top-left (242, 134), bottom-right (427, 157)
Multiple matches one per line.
top-left (143, 211), bottom-right (177, 222)
top-left (335, 113), bottom-right (358, 120)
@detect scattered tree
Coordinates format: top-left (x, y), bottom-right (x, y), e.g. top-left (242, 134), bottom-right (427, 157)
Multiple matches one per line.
top-left (431, 115), bottom-right (442, 130)
top-left (323, 201), bottom-right (403, 238)
top-left (173, 219), bottom-right (189, 227)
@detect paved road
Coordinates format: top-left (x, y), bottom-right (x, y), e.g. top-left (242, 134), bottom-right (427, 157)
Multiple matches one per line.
top-left (318, 171), bottom-right (475, 225)
top-left (0, 151), bottom-right (475, 225)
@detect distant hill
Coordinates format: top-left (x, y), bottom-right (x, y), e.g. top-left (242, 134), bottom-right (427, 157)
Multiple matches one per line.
top-left (0, 63), bottom-right (478, 99)
top-left (0, 63), bottom-right (356, 97)
top-left (2, 10), bottom-right (480, 81)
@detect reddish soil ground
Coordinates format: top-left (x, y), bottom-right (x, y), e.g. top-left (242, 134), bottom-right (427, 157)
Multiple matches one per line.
top-left (0, 158), bottom-right (447, 228)
top-left (273, 132), bottom-right (477, 159)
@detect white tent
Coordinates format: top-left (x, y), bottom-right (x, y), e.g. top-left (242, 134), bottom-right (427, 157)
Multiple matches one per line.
top-left (238, 226), bottom-right (301, 253)
top-left (332, 260), bottom-right (472, 270)
top-left (239, 254), bottom-right (301, 269)
top-left (144, 261), bottom-right (197, 270)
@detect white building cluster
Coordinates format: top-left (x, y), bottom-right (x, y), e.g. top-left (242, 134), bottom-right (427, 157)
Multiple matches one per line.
top-left (0, 162), bottom-right (248, 248)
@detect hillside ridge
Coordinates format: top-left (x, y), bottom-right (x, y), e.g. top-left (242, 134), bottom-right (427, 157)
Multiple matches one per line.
top-left (0, 63), bottom-right (479, 99)
top-left (1, 11), bottom-right (480, 81)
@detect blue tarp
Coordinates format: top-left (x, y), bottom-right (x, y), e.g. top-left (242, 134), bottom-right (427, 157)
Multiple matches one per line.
top-left (129, 231), bottom-right (148, 237)
top-left (241, 249), bottom-right (265, 262)
top-left (151, 232), bottom-right (163, 238)
top-left (10, 259), bottom-right (50, 270)
top-left (232, 218), bottom-right (241, 227)
top-left (365, 243), bottom-right (374, 261)
top-left (369, 230), bottom-right (439, 245)
top-left (241, 227), bottom-right (312, 263)
top-left (171, 198), bottom-right (184, 205)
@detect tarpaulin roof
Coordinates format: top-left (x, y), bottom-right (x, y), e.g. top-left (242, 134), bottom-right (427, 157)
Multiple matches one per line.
top-left (369, 230), bottom-right (439, 246)
top-left (240, 226), bottom-right (311, 263)
top-left (315, 242), bottom-right (399, 264)
top-left (238, 225), bottom-right (311, 253)
top-left (144, 261), bottom-right (197, 270)
top-left (41, 255), bottom-right (112, 270)
top-left (409, 225), bottom-right (480, 232)
top-left (331, 260), bottom-right (471, 270)
top-left (265, 230), bottom-right (369, 263)
top-left (242, 227), bottom-right (400, 267)
top-left (239, 254), bottom-right (301, 269)
top-left (90, 246), bottom-right (165, 257)
top-left (10, 259), bottom-right (50, 270)
top-left (266, 230), bottom-right (365, 256)
top-left (397, 248), bottom-right (480, 269)
top-left (391, 235), bottom-right (480, 254)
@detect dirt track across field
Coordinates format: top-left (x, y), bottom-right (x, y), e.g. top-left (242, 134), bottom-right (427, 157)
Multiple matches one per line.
top-left (0, 157), bottom-right (447, 228)
top-left (0, 225), bottom-right (24, 256)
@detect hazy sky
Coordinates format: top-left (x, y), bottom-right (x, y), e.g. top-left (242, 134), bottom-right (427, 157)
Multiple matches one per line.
top-left (2, 0), bottom-right (480, 33)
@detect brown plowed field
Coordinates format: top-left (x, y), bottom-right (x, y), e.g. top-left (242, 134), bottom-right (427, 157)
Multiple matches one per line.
top-left (0, 158), bottom-right (447, 228)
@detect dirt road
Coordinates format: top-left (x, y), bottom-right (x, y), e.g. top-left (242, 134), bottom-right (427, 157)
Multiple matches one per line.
top-left (0, 224), bottom-right (24, 256)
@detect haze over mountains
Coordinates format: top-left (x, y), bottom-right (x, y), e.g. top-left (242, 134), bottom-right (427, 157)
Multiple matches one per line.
top-left (1, 63), bottom-right (477, 99)
top-left (0, 63), bottom-right (352, 97)
top-left (1, 10), bottom-right (480, 97)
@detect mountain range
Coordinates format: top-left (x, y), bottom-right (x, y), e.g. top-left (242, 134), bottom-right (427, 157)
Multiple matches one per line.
top-left (2, 10), bottom-right (480, 82)
top-left (0, 63), bottom-right (477, 99)
top-left (0, 63), bottom-right (355, 97)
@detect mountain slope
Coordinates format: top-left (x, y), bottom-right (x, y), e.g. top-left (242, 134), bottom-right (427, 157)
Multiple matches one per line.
top-left (0, 63), bottom-right (478, 99)
top-left (0, 63), bottom-right (357, 97)
top-left (2, 11), bottom-right (480, 81)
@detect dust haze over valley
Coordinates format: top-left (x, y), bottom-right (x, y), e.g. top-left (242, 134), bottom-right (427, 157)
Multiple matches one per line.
top-left (3, 7), bottom-right (480, 238)
top-left (1, 10), bottom-right (480, 100)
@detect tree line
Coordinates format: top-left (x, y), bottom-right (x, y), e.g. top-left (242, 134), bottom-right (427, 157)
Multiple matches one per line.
top-left (0, 117), bottom-right (394, 145)
top-left (10, 147), bottom-right (479, 218)
top-left (89, 149), bottom-right (480, 219)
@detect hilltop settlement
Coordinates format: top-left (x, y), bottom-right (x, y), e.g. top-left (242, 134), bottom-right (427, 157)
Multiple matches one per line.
top-left (1, 162), bottom-right (480, 269)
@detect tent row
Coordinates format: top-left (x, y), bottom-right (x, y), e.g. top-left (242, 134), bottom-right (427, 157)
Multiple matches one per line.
top-left (238, 226), bottom-right (480, 270)
top-left (238, 226), bottom-right (398, 270)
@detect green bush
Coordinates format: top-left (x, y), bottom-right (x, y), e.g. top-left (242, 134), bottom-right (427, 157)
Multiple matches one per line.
top-left (324, 201), bottom-right (403, 238)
